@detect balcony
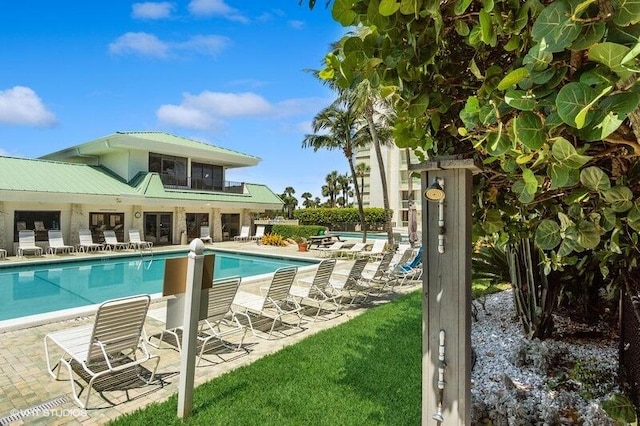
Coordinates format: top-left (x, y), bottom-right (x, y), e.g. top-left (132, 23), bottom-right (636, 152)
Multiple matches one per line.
top-left (159, 173), bottom-right (244, 194)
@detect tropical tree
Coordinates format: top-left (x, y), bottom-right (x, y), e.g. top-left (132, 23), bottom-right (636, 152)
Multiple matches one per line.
top-left (321, 170), bottom-right (340, 207)
top-left (280, 186), bottom-right (298, 219)
top-left (337, 173), bottom-right (352, 206)
top-left (308, 0), bottom-right (640, 339)
top-left (303, 100), bottom-right (370, 240)
top-left (355, 161), bottom-right (370, 202)
top-left (301, 192), bottom-right (314, 208)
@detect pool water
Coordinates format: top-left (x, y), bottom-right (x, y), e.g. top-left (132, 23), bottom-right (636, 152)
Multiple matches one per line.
top-left (0, 250), bottom-right (315, 321)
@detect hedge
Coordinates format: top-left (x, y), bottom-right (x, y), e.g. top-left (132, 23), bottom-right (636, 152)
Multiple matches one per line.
top-left (293, 207), bottom-right (389, 226)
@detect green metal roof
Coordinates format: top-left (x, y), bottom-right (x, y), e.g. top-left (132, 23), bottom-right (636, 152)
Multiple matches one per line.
top-left (0, 156), bottom-right (137, 195)
top-left (39, 131), bottom-right (260, 167)
top-left (132, 173), bottom-right (283, 204)
top-left (0, 156), bottom-right (282, 206)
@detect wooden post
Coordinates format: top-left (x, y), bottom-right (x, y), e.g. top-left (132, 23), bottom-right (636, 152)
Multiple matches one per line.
top-left (177, 238), bottom-right (205, 418)
top-left (413, 158), bottom-right (481, 426)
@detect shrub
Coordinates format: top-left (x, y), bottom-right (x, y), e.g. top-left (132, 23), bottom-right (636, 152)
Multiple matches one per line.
top-left (270, 224), bottom-right (324, 240)
top-left (260, 233), bottom-right (288, 246)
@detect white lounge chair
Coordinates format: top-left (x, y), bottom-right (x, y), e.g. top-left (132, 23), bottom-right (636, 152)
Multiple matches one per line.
top-left (129, 229), bottom-right (153, 251)
top-left (77, 229), bottom-right (104, 252)
top-left (251, 225), bottom-right (265, 242)
top-left (234, 225), bottom-right (250, 242)
top-left (289, 259), bottom-right (340, 320)
top-left (328, 257), bottom-right (370, 305)
top-left (0, 248), bottom-right (6, 259)
top-left (232, 266), bottom-right (303, 339)
top-left (147, 277), bottom-right (247, 366)
top-left (313, 241), bottom-right (345, 258)
top-left (358, 239), bottom-right (387, 261)
top-left (44, 294), bottom-right (160, 408)
top-left (17, 230), bottom-right (44, 257)
top-left (103, 230), bottom-right (130, 251)
top-left (47, 230), bottom-right (75, 254)
top-left (200, 226), bottom-right (213, 244)
top-left (336, 242), bottom-right (367, 259)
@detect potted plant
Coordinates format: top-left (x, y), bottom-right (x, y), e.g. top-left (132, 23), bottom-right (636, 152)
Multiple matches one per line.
top-left (293, 236), bottom-right (309, 252)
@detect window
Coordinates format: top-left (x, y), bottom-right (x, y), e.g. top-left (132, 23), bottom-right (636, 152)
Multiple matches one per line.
top-left (90, 212), bottom-right (125, 243)
top-left (14, 211), bottom-right (60, 242)
top-left (186, 213), bottom-right (209, 240)
top-left (149, 153), bottom-right (187, 186)
top-left (191, 162), bottom-right (223, 191)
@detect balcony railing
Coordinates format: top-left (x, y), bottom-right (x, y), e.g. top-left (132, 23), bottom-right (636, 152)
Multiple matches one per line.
top-left (158, 173), bottom-right (244, 194)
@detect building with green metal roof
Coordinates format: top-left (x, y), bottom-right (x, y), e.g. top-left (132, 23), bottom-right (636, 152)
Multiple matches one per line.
top-left (0, 132), bottom-right (283, 254)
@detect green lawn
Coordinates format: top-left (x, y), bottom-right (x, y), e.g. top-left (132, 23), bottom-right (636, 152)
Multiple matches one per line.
top-left (111, 283), bottom-right (508, 425)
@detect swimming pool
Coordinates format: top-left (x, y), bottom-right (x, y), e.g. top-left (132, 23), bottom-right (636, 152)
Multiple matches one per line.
top-left (0, 250), bottom-right (316, 323)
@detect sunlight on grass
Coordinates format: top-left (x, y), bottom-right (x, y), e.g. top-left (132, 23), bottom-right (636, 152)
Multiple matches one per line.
top-left (111, 283), bottom-right (509, 425)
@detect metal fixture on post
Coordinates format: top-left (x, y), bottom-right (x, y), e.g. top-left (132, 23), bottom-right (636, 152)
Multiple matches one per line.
top-left (425, 177), bottom-right (445, 254)
top-left (432, 329), bottom-right (446, 423)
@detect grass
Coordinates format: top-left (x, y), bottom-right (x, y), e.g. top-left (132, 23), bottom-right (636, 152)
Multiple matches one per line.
top-left (111, 283), bottom-right (508, 425)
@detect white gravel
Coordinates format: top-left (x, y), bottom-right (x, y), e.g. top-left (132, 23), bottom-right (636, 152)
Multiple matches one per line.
top-left (470, 289), bottom-right (620, 425)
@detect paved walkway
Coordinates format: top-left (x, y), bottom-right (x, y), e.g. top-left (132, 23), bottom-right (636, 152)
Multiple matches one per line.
top-left (0, 241), bottom-right (419, 425)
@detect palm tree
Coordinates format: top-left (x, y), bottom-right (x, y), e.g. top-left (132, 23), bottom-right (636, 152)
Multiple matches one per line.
top-left (349, 81), bottom-right (395, 246)
top-left (337, 173), bottom-right (351, 207)
top-left (301, 192), bottom-right (314, 208)
top-left (321, 171), bottom-right (340, 207)
top-left (280, 186), bottom-right (298, 219)
top-left (355, 162), bottom-right (370, 204)
top-left (302, 99), bottom-right (369, 240)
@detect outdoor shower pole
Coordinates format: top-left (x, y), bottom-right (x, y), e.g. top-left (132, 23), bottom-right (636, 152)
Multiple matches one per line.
top-left (177, 238), bottom-right (205, 419)
top-left (412, 157), bottom-right (481, 425)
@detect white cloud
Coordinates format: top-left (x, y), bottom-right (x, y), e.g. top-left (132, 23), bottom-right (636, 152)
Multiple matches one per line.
top-left (0, 86), bottom-right (57, 127)
top-left (177, 35), bottom-right (229, 57)
top-left (157, 91), bottom-right (274, 130)
top-left (132, 2), bottom-right (174, 19)
top-left (188, 0), bottom-right (248, 23)
top-left (109, 32), bottom-right (170, 58)
top-left (109, 32), bottom-right (229, 58)
top-left (289, 20), bottom-right (304, 30)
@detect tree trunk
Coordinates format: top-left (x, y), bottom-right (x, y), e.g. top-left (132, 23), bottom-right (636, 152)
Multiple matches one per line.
top-left (507, 238), bottom-right (561, 339)
top-left (347, 157), bottom-right (367, 242)
top-left (365, 113), bottom-right (394, 247)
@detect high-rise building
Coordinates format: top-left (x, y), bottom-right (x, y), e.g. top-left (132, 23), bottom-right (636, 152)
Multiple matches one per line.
top-left (354, 144), bottom-right (422, 230)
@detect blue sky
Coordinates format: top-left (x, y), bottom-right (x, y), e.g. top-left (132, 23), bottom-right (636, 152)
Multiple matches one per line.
top-left (0, 1), bottom-right (350, 200)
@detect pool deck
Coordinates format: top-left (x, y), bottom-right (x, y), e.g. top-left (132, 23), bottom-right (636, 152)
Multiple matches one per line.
top-left (0, 240), bottom-right (420, 425)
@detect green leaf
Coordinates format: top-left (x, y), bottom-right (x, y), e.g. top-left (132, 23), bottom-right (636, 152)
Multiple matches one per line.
top-left (455, 19), bottom-right (470, 36)
top-left (602, 208), bottom-right (618, 231)
top-left (549, 163), bottom-right (570, 189)
top-left (535, 219), bottom-right (562, 250)
top-left (485, 132), bottom-right (512, 156)
top-left (454, 0), bottom-right (473, 15)
top-left (601, 393), bottom-right (638, 423)
top-left (600, 92), bottom-right (640, 115)
top-left (482, 209), bottom-right (504, 233)
top-left (551, 137), bottom-right (592, 168)
top-left (603, 186), bottom-right (635, 212)
top-left (565, 188), bottom-right (590, 204)
top-left (588, 42), bottom-right (633, 79)
top-left (556, 82), bottom-right (597, 128)
top-left (399, 0), bottom-right (418, 14)
top-left (505, 89), bottom-right (536, 111)
top-left (332, 0), bottom-right (358, 25)
top-left (522, 168), bottom-right (538, 194)
top-left (580, 166), bottom-right (611, 192)
top-left (578, 110), bottom-right (625, 141)
top-left (577, 220), bottom-right (601, 249)
top-left (523, 44), bottom-right (554, 71)
top-left (531, 0), bottom-right (581, 53)
top-left (574, 85), bottom-right (612, 129)
top-left (379, 0), bottom-right (400, 16)
top-left (498, 67), bottom-right (529, 91)
top-left (612, 0), bottom-right (640, 26)
top-left (570, 22), bottom-right (606, 51)
top-left (479, 9), bottom-right (493, 44)
top-left (628, 203), bottom-right (640, 232)
top-left (512, 179), bottom-right (536, 203)
top-left (514, 111), bottom-right (546, 150)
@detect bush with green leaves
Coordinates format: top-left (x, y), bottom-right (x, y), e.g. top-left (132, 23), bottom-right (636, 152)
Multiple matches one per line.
top-left (293, 207), bottom-right (389, 227)
top-left (307, 0), bottom-right (640, 338)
